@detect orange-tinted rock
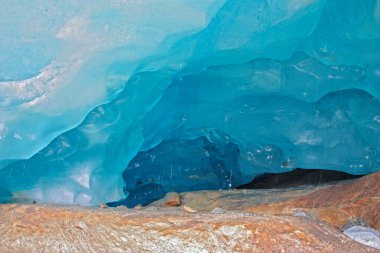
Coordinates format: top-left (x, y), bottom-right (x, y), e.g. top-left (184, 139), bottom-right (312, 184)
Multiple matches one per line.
top-left (0, 204), bottom-right (377, 252)
top-left (1, 172), bottom-right (380, 252)
top-left (161, 172), bottom-right (380, 233)
top-left (244, 172), bottom-right (380, 231)
top-left (162, 192), bottom-right (181, 207)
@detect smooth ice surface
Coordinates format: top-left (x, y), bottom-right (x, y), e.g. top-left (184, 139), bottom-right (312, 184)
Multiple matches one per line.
top-left (0, 0), bottom-right (379, 205)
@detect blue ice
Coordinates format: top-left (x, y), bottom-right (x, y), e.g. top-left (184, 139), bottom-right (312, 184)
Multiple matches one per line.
top-left (0, 0), bottom-right (379, 206)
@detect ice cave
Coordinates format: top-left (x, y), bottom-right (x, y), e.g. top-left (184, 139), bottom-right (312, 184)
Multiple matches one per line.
top-left (0, 0), bottom-right (379, 209)
top-left (2, 0), bottom-right (380, 251)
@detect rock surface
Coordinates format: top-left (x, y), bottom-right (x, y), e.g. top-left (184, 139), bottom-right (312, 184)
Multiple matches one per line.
top-left (1, 172), bottom-right (380, 252)
top-left (149, 172), bottom-right (380, 233)
top-left (0, 204), bottom-right (377, 253)
top-left (243, 172), bottom-right (380, 231)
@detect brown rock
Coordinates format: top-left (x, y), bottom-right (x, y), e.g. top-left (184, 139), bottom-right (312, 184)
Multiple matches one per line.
top-left (1, 172), bottom-right (379, 252)
top-left (99, 203), bottom-right (108, 209)
top-left (160, 172), bottom-right (380, 234)
top-left (146, 171), bottom-right (380, 249)
top-left (162, 192), bottom-right (181, 207)
top-left (0, 204), bottom-right (377, 252)
top-left (245, 172), bottom-right (380, 231)
top-left (182, 205), bottom-right (198, 213)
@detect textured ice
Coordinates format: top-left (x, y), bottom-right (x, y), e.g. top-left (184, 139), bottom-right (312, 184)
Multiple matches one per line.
top-left (0, 0), bottom-right (379, 205)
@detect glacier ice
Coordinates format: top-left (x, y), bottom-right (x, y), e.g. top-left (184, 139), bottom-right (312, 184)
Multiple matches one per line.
top-left (0, 0), bottom-right (379, 206)
top-left (114, 132), bottom-right (241, 207)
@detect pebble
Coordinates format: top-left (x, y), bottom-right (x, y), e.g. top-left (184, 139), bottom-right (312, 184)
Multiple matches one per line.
top-left (211, 207), bottom-right (225, 214)
top-left (162, 192), bottom-right (181, 207)
top-left (183, 205), bottom-right (198, 213)
top-left (293, 209), bottom-right (315, 219)
top-left (99, 203), bottom-right (108, 209)
top-left (134, 204), bottom-right (143, 210)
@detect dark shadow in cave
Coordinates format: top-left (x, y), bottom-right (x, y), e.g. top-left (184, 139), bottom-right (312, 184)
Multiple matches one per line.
top-left (108, 131), bottom-right (243, 208)
top-left (236, 168), bottom-right (363, 189)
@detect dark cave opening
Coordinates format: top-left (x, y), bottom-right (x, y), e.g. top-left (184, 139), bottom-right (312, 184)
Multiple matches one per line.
top-left (236, 168), bottom-right (363, 189)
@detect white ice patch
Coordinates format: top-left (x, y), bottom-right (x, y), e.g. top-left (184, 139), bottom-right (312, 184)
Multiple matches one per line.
top-left (45, 187), bottom-right (75, 204)
top-left (295, 131), bottom-right (321, 145)
top-left (74, 192), bottom-right (93, 206)
top-left (0, 123), bottom-right (6, 140)
top-left (70, 163), bottom-right (92, 189)
top-left (56, 16), bottom-right (89, 41)
top-left (0, 59), bottom-right (82, 108)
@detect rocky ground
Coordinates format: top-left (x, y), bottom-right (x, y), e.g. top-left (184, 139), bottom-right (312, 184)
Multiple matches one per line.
top-left (1, 172), bottom-right (380, 252)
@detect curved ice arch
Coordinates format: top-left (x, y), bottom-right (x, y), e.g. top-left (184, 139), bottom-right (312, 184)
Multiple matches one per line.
top-left (1, 53), bottom-right (379, 205)
top-left (2, 0), bottom-right (379, 162)
top-left (0, 0), bottom-right (380, 205)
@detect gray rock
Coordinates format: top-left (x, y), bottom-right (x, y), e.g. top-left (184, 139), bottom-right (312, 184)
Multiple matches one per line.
top-left (342, 218), bottom-right (369, 231)
top-left (293, 209), bottom-right (315, 219)
top-left (343, 225), bottom-right (380, 250)
top-left (211, 207), bottom-right (225, 214)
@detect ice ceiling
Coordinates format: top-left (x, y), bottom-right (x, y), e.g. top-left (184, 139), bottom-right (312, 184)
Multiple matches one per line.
top-left (0, 0), bottom-right (379, 206)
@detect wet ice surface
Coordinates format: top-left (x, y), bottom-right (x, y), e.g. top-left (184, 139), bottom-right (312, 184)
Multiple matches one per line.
top-left (0, 0), bottom-right (379, 206)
